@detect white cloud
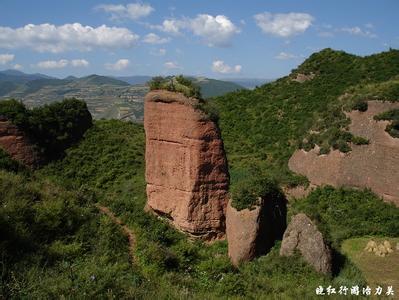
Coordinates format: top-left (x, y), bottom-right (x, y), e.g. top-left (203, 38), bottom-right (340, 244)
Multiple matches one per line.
top-left (254, 12), bottom-right (314, 37)
top-left (71, 59), bottom-right (89, 67)
top-left (340, 26), bottom-right (377, 38)
top-left (0, 53), bottom-right (14, 64)
top-left (189, 14), bottom-right (240, 47)
top-left (150, 48), bottom-right (166, 56)
top-left (143, 33), bottom-right (170, 44)
top-left (35, 58), bottom-right (90, 69)
top-left (153, 19), bottom-right (186, 35)
top-left (105, 59), bottom-right (130, 71)
top-left (275, 52), bottom-right (298, 60)
top-left (37, 59), bottom-right (69, 69)
top-left (12, 64), bottom-right (23, 70)
top-left (0, 23), bottom-right (139, 53)
top-left (164, 61), bottom-right (180, 69)
top-left (211, 60), bottom-right (242, 74)
top-left (152, 14), bottom-right (240, 47)
top-left (96, 3), bottom-right (154, 20)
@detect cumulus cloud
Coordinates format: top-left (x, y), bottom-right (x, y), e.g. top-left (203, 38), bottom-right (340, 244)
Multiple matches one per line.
top-left (164, 61), bottom-right (180, 69)
top-left (275, 52), bottom-right (298, 60)
top-left (340, 26), bottom-right (377, 38)
top-left (153, 19), bottom-right (186, 35)
top-left (96, 3), bottom-right (154, 20)
top-left (152, 14), bottom-right (240, 47)
top-left (0, 53), bottom-right (14, 64)
top-left (36, 58), bottom-right (90, 69)
top-left (37, 59), bottom-right (69, 69)
top-left (0, 23), bottom-right (139, 53)
top-left (189, 14), bottom-right (240, 47)
top-left (211, 60), bottom-right (242, 74)
top-left (71, 59), bottom-right (89, 67)
top-left (105, 59), bottom-right (130, 71)
top-left (254, 12), bottom-right (314, 37)
top-left (143, 33), bottom-right (170, 44)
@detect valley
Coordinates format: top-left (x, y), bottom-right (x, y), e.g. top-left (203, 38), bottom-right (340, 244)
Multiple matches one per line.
top-left (0, 71), bottom-right (244, 122)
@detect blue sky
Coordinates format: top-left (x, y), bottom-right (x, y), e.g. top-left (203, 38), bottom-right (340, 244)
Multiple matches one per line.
top-left (0, 0), bottom-right (398, 79)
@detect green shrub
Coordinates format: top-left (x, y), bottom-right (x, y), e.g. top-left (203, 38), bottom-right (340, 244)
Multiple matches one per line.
top-left (374, 109), bottom-right (399, 138)
top-left (351, 136), bottom-right (369, 145)
top-left (27, 98), bottom-right (93, 158)
top-left (148, 75), bottom-right (202, 99)
top-left (0, 148), bottom-right (27, 173)
top-left (352, 101), bottom-right (368, 112)
top-left (230, 173), bottom-right (284, 210)
top-left (0, 99), bottom-right (29, 128)
top-left (0, 98), bottom-right (93, 159)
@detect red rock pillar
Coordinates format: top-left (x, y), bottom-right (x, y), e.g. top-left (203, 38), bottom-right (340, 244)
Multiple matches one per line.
top-left (144, 90), bottom-right (229, 240)
top-left (0, 116), bottom-right (42, 168)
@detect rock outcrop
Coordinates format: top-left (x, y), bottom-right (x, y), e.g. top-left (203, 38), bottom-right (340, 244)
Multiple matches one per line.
top-left (280, 213), bottom-right (332, 274)
top-left (289, 101), bottom-right (399, 206)
top-left (292, 73), bottom-right (315, 83)
top-left (144, 90), bottom-right (229, 240)
top-left (0, 116), bottom-right (41, 168)
top-left (226, 196), bottom-right (287, 266)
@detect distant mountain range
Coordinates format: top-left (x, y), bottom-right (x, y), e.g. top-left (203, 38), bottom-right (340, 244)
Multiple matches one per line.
top-left (0, 70), bottom-right (247, 98)
top-left (0, 70), bottom-right (248, 121)
top-left (222, 78), bottom-right (274, 89)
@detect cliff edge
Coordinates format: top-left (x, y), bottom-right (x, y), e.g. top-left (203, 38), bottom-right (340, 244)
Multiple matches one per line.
top-left (289, 100), bottom-right (399, 206)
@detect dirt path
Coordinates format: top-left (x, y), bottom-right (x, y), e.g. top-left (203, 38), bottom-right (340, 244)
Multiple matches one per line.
top-left (96, 204), bottom-right (137, 265)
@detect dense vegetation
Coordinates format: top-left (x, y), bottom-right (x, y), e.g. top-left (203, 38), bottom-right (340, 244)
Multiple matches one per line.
top-left (290, 187), bottom-right (399, 248)
top-left (0, 98), bottom-right (92, 158)
top-left (6, 119), bottom-right (399, 298)
top-left (230, 170), bottom-right (284, 211)
top-left (2, 49), bottom-right (399, 298)
top-left (213, 49), bottom-right (399, 195)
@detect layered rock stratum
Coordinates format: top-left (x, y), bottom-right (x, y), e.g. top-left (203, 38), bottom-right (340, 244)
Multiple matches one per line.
top-left (289, 101), bottom-right (399, 206)
top-left (144, 90), bottom-right (229, 240)
top-left (0, 116), bottom-right (41, 168)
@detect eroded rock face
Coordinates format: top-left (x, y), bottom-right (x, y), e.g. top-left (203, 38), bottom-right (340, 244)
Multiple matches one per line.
top-left (0, 116), bottom-right (41, 168)
top-left (226, 197), bottom-right (287, 266)
top-left (280, 213), bottom-right (332, 274)
top-left (292, 73), bottom-right (315, 83)
top-left (144, 90), bottom-right (229, 240)
top-left (289, 101), bottom-right (399, 206)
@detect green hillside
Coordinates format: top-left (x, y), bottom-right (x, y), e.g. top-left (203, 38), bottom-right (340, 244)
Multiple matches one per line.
top-left (4, 118), bottom-right (398, 298)
top-left (192, 77), bottom-right (243, 98)
top-left (213, 48), bottom-right (399, 186)
top-left (78, 75), bottom-right (130, 86)
top-left (1, 49), bottom-right (399, 298)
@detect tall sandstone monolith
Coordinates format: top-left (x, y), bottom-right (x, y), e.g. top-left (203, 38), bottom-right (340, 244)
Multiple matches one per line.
top-left (144, 90), bottom-right (229, 240)
top-left (0, 116), bottom-right (42, 168)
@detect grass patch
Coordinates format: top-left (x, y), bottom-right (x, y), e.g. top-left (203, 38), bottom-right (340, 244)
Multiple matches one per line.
top-left (341, 237), bottom-right (399, 289)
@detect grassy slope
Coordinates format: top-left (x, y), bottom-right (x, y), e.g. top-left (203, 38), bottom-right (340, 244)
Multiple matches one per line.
top-left (194, 78), bottom-right (243, 98)
top-left (14, 120), bottom-right (382, 298)
top-left (213, 48), bottom-right (399, 186)
top-left (341, 237), bottom-right (399, 290)
top-left (3, 48), bottom-right (399, 298)
top-left (3, 119), bottom-right (398, 298)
